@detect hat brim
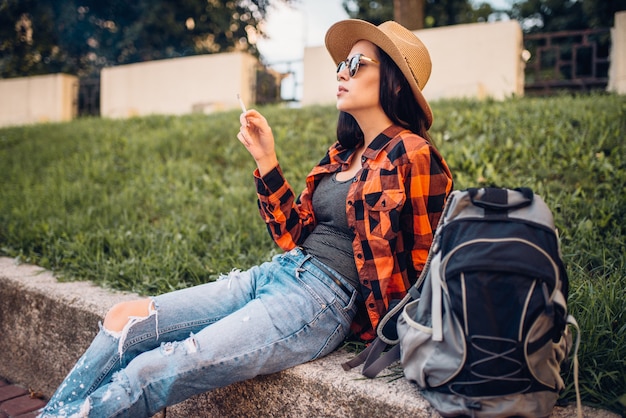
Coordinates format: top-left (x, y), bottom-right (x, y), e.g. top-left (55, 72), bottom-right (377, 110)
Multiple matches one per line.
top-left (325, 19), bottom-right (433, 129)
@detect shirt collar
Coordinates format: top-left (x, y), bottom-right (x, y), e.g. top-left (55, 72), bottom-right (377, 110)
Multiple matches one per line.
top-left (324, 124), bottom-right (409, 167)
top-left (362, 125), bottom-right (407, 160)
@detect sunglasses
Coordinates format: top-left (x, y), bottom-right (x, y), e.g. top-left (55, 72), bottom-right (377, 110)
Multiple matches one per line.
top-left (336, 53), bottom-right (379, 78)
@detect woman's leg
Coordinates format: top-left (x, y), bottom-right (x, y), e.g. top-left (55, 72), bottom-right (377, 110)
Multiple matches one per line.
top-left (41, 249), bottom-right (357, 418)
top-left (40, 265), bottom-right (263, 417)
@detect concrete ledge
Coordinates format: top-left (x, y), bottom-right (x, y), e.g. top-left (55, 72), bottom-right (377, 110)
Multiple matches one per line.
top-left (0, 257), bottom-right (618, 418)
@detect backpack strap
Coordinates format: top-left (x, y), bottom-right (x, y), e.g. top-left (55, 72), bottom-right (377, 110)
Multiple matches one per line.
top-left (430, 253), bottom-right (444, 341)
top-left (468, 187), bottom-right (534, 211)
top-left (341, 337), bottom-right (401, 378)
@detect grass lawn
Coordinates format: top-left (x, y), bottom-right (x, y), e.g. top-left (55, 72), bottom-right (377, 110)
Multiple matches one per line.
top-left (0, 94), bottom-right (624, 415)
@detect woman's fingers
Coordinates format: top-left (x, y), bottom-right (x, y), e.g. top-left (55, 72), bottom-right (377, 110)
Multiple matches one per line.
top-left (238, 110), bottom-right (255, 147)
top-left (240, 109), bottom-right (255, 127)
top-left (240, 109), bottom-right (269, 131)
top-left (237, 128), bottom-right (251, 147)
top-left (237, 110), bottom-right (275, 164)
top-left (240, 111), bottom-right (250, 127)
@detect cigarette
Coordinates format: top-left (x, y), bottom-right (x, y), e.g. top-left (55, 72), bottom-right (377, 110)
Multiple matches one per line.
top-left (237, 93), bottom-right (247, 113)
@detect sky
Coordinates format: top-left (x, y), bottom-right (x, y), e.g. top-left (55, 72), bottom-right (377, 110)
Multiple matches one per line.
top-left (256, 0), bottom-right (349, 64)
top-left (255, 0), bottom-right (514, 101)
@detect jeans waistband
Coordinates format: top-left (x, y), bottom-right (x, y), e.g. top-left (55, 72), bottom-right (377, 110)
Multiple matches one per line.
top-left (295, 247), bottom-right (354, 298)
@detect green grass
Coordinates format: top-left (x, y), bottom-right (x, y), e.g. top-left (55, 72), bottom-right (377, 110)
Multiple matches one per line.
top-left (1, 94), bottom-right (624, 415)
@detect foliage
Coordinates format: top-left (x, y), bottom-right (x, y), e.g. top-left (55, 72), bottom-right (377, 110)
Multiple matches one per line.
top-left (0, 0), bottom-right (289, 78)
top-left (0, 95), bottom-right (625, 415)
top-left (342, 0), bottom-right (495, 27)
top-left (424, 0), bottom-right (494, 27)
top-left (510, 0), bottom-right (626, 32)
top-left (342, 0), bottom-right (625, 31)
top-left (342, 0), bottom-right (395, 26)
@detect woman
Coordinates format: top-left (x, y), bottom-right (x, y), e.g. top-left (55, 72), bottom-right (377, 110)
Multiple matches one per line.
top-left (39, 19), bottom-right (453, 417)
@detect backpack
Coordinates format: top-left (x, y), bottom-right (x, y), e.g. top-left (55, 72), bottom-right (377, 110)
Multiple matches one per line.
top-left (343, 187), bottom-right (581, 418)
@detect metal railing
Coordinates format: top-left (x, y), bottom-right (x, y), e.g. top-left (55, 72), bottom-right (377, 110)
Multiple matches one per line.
top-left (257, 60), bottom-right (303, 105)
top-left (78, 77), bottom-right (100, 116)
top-left (524, 28), bottom-right (611, 95)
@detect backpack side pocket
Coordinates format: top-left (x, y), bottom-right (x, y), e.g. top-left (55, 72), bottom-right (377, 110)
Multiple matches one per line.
top-left (397, 289), bottom-right (465, 388)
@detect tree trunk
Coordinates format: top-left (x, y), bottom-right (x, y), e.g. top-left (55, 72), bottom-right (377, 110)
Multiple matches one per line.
top-left (393, 0), bottom-right (425, 30)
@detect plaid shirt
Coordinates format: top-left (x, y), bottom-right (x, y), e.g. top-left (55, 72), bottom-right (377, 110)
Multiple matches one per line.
top-left (254, 125), bottom-right (453, 341)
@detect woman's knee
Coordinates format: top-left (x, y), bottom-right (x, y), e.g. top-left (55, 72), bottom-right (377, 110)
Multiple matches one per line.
top-left (103, 298), bottom-right (153, 332)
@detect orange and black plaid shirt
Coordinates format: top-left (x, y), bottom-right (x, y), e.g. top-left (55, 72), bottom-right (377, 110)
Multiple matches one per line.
top-left (254, 125), bottom-right (453, 341)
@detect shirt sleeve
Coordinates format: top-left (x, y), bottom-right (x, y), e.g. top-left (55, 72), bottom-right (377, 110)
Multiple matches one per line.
top-left (253, 164), bottom-right (317, 251)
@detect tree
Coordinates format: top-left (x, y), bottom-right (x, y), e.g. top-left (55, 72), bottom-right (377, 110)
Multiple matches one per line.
top-left (510, 0), bottom-right (626, 33)
top-left (394, 0), bottom-right (425, 30)
top-left (424, 0), bottom-right (494, 27)
top-left (342, 0), bottom-right (494, 29)
top-left (342, 0), bottom-right (395, 26)
top-left (0, 0), bottom-right (290, 78)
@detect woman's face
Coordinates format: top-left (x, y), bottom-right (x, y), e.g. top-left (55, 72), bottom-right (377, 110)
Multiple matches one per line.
top-left (335, 40), bottom-right (381, 117)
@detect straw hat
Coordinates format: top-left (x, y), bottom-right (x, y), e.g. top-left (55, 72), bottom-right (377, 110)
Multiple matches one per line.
top-left (325, 19), bottom-right (433, 128)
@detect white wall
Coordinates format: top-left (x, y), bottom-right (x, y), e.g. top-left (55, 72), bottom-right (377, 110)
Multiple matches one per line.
top-left (302, 20), bottom-right (525, 106)
top-left (0, 74), bottom-right (77, 127)
top-left (608, 11), bottom-right (626, 94)
top-left (100, 52), bottom-right (258, 118)
top-left (420, 20), bottom-right (525, 101)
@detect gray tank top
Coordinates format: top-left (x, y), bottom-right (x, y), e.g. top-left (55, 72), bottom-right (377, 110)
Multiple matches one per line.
top-left (301, 173), bottom-right (359, 289)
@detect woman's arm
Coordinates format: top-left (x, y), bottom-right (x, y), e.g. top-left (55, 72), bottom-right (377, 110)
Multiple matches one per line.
top-left (238, 109), bottom-right (317, 250)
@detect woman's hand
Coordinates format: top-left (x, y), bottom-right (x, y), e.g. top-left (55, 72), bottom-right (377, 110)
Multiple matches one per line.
top-left (237, 109), bottom-right (279, 176)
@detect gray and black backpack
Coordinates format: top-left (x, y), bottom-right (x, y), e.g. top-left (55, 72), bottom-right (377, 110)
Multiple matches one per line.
top-left (343, 187), bottom-right (581, 418)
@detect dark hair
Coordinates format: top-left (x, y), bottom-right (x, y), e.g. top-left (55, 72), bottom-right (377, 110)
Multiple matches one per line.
top-left (336, 47), bottom-right (432, 149)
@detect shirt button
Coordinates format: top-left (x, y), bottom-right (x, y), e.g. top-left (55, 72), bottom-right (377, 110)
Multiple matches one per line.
top-left (368, 303), bottom-right (376, 309)
top-left (361, 156), bottom-right (366, 163)
top-left (356, 253), bottom-right (363, 259)
top-left (347, 201), bottom-right (353, 206)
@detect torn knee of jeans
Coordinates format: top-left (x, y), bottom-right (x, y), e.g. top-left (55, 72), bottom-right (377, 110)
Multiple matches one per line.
top-left (184, 333), bottom-right (199, 353)
top-left (159, 333), bottom-right (199, 356)
top-left (100, 321), bottom-right (122, 339)
top-left (102, 298), bottom-right (159, 359)
top-left (111, 370), bottom-right (132, 397)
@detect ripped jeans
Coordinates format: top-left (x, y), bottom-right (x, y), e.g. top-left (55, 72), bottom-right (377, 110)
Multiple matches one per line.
top-left (39, 248), bottom-right (358, 418)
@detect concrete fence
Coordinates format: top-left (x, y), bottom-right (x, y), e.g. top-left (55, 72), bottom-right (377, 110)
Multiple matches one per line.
top-left (0, 12), bottom-right (625, 128)
top-left (0, 73), bottom-right (77, 127)
top-left (100, 51), bottom-right (258, 119)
